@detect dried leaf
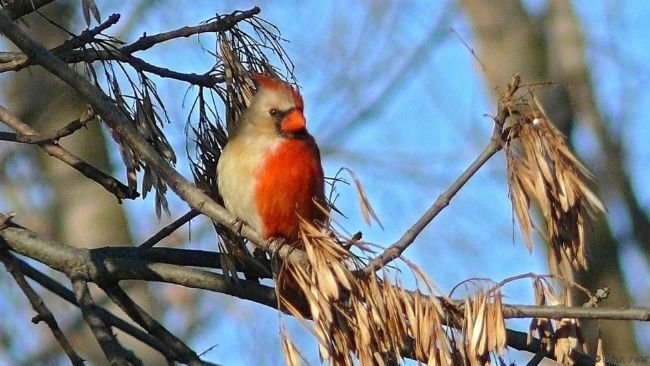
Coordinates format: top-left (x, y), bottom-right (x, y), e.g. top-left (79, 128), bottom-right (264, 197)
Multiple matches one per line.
top-left (340, 167), bottom-right (384, 229)
top-left (81, 0), bottom-right (101, 26)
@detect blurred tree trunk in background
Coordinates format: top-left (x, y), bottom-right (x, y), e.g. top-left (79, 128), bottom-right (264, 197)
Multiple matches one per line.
top-left (3, 2), bottom-right (163, 364)
top-left (461, 0), bottom-right (642, 359)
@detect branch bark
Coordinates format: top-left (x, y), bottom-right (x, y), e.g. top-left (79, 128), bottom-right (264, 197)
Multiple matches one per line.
top-left (0, 247), bottom-right (85, 366)
top-left (1, 217), bottom-right (625, 365)
top-left (0, 105), bottom-right (136, 200)
top-left (72, 277), bottom-right (142, 366)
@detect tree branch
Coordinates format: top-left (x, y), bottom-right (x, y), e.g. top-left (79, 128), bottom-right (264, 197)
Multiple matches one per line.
top-left (0, 247), bottom-right (85, 366)
top-left (1, 215), bottom-right (626, 366)
top-left (361, 76), bottom-right (522, 274)
top-left (0, 107), bottom-right (95, 144)
top-left (71, 276), bottom-right (142, 366)
top-left (0, 13), bottom-right (122, 72)
top-left (139, 209), bottom-right (199, 248)
top-left (0, 105), bottom-right (136, 200)
top-left (14, 256), bottom-right (177, 361)
top-left (0, 7), bottom-right (260, 88)
top-left (361, 127), bottom-right (503, 273)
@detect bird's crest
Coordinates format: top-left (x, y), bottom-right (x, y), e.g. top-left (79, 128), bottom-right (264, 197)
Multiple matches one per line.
top-left (251, 73), bottom-right (303, 110)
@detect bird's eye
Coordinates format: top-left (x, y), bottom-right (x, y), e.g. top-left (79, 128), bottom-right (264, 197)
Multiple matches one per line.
top-left (269, 108), bottom-right (279, 116)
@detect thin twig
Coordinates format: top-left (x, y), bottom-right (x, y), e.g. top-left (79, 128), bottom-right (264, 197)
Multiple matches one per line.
top-left (116, 7), bottom-right (260, 54)
top-left (139, 209), bottom-right (199, 248)
top-left (0, 7), bottom-right (260, 82)
top-left (0, 13), bottom-right (121, 72)
top-left (0, 107), bottom-right (95, 144)
top-left (14, 256), bottom-right (175, 360)
top-left (102, 284), bottom-right (215, 366)
top-left (360, 126), bottom-right (503, 274)
top-left (360, 75), bottom-right (522, 274)
top-left (0, 247), bottom-right (85, 366)
top-left (71, 277), bottom-right (142, 366)
top-left (0, 105), bottom-right (136, 200)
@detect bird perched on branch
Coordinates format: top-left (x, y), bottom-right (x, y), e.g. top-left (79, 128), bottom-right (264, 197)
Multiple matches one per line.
top-left (217, 73), bottom-right (326, 247)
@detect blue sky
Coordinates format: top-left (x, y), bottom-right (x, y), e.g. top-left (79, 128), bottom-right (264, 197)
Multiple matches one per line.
top-left (1, 1), bottom-right (649, 365)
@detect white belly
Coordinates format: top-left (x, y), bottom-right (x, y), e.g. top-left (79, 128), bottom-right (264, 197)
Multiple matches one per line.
top-left (216, 133), bottom-right (280, 234)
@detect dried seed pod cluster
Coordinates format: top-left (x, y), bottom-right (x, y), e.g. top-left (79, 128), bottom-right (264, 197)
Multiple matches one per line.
top-left (503, 92), bottom-right (605, 281)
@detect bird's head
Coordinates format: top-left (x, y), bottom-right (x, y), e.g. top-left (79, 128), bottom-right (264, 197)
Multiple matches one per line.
top-left (241, 73), bottom-right (306, 137)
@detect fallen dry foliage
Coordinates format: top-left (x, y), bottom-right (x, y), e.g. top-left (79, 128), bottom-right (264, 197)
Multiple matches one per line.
top-left (502, 91), bottom-right (605, 281)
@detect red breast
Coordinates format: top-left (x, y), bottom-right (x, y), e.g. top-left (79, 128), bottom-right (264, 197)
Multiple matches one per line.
top-left (254, 135), bottom-right (325, 244)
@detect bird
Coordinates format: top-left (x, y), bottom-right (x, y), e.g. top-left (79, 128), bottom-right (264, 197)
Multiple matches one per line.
top-left (217, 73), bottom-right (326, 247)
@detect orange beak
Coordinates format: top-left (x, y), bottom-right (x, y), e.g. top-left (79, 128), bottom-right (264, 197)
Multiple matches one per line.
top-left (280, 109), bottom-right (306, 133)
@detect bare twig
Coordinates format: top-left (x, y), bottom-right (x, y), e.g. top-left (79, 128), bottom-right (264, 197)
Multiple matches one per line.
top-left (0, 105), bottom-right (136, 200)
top-left (0, 14), bottom-right (121, 72)
top-left (116, 7), bottom-right (260, 54)
top-left (0, 247), bottom-right (85, 366)
top-left (14, 256), bottom-right (176, 360)
top-left (71, 277), bottom-right (142, 366)
top-left (139, 209), bottom-right (199, 248)
top-left (0, 7), bottom-right (261, 87)
top-left (500, 304), bottom-right (650, 321)
top-left (361, 126), bottom-right (503, 274)
top-left (361, 75), bottom-right (522, 274)
top-left (0, 107), bottom-right (95, 144)
top-left (102, 284), bottom-right (216, 366)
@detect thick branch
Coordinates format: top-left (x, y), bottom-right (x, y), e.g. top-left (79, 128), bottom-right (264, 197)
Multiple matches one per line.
top-left (3, 219), bottom-right (647, 323)
top-left (1, 216), bottom-right (624, 366)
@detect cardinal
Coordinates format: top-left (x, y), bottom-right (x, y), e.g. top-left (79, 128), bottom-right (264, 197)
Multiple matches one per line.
top-left (217, 73), bottom-right (326, 247)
